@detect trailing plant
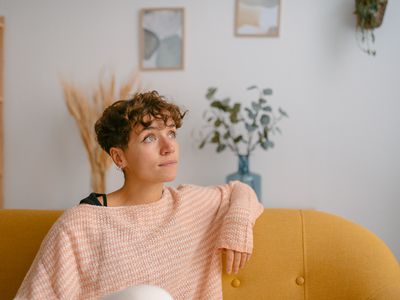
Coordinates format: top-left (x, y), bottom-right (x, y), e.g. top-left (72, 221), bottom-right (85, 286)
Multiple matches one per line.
top-left (354, 0), bottom-right (388, 56)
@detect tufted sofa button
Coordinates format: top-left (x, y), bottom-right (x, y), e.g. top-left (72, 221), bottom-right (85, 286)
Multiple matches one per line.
top-left (231, 278), bottom-right (241, 288)
top-left (296, 276), bottom-right (305, 286)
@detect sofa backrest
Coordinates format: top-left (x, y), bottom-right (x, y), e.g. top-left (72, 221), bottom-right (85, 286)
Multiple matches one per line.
top-left (0, 209), bottom-right (63, 300)
top-left (1, 209), bottom-right (399, 300)
top-left (223, 209), bottom-right (400, 299)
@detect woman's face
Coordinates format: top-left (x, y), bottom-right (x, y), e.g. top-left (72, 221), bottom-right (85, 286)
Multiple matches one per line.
top-left (121, 115), bottom-right (180, 184)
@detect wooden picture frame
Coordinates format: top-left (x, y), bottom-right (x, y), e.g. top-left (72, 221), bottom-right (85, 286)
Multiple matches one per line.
top-left (235, 0), bottom-right (281, 37)
top-left (139, 8), bottom-right (184, 71)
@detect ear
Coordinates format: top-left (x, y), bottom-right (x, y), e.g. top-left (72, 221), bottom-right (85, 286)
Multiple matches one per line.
top-left (109, 147), bottom-right (127, 169)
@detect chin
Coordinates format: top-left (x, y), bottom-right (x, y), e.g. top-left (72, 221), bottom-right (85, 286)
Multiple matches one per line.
top-left (161, 173), bottom-right (177, 182)
top-left (163, 176), bottom-right (177, 182)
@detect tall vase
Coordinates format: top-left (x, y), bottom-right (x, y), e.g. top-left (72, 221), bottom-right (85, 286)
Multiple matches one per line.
top-left (226, 154), bottom-right (262, 202)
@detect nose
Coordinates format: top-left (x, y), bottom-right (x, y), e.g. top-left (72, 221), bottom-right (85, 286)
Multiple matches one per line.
top-left (160, 136), bottom-right (175, 155)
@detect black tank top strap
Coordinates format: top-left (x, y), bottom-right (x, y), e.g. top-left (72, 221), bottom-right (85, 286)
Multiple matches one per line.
top-left (101, 194), bottom-right (107, 206)
top-left (79, 193), bottom-right (108, 207)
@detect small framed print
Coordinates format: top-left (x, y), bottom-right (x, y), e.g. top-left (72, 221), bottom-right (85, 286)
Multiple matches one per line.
top-left (139, 8), bottom-right (184, 70)
top-left (235, 0), bottom-right (281, 37)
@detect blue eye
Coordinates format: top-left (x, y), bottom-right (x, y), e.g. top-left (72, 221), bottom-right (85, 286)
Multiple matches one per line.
top-left (168, 130), bottom-right (177, 138)
top-left (143, 130), bottom-right (176, 143)
top-left (143, 134), bottom-right (157, 143)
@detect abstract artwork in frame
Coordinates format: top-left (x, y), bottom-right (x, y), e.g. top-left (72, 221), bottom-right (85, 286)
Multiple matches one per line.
top-left (139, 8), bottom-right (184, 70)
top-left (235, 0), bottom-right (281, 37)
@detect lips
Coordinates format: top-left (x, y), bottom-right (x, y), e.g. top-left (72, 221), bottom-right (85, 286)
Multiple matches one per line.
top-left (159, 160), bottom-right (178, 167)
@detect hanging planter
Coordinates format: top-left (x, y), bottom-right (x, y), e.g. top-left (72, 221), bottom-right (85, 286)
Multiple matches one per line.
top-left (354, 0), bottom-right (388, 56)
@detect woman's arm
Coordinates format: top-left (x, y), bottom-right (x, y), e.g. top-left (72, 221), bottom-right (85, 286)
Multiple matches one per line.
top-left (212, 180), bottom-right (264, 274)
top-left (176, 180), bottom-right (264, 274)
top-left (14, 218), bottom-right (81, 299)
top-left (214, 180), bottom-right (264, 253)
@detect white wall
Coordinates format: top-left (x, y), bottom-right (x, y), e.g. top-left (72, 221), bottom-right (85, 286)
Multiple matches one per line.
top-left (2, 0), bottom-right (399, 260)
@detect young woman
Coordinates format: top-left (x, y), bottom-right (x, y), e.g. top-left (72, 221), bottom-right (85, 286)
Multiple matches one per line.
top-left (15, 91), bottom-right (264, 300)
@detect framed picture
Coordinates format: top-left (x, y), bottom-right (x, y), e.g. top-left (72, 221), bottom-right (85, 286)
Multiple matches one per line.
top-left (235, 0), bottom-right (281, 37)
top-left (139, 8), bottom-right (184, 70)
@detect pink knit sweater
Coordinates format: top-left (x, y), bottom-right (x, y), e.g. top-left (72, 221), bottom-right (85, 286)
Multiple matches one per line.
top-left (15, 181), bottom-right (264, 300)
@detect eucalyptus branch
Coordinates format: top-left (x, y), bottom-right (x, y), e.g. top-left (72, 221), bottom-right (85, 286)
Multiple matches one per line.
top-left (248, 138), bottom-right (260, 153)
top-left (221, 120), bottom-right (240, 155)
top-left (247, 133), bottom-right (253, 155)
top-left (247, 106), bottom-right (261, 154)
top-left (210, 108), bottom-right (239, 155)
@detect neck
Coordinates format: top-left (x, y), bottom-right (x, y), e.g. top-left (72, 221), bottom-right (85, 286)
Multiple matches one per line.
top-left (108, 180), bottom-right (164, 207)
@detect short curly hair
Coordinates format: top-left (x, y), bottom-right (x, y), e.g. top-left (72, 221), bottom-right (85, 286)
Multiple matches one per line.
top-left (95, 90), bottom-right (187, 154)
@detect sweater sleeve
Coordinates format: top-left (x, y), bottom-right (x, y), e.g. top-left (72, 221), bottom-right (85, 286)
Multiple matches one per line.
top-left (14, 219), bottom-right (81, 300)
top-left (213, 180), bottom-right (264, 254)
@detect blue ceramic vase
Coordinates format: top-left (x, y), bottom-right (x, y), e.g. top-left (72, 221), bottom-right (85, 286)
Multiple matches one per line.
top-left (226, 154), bottom-right (262, 202)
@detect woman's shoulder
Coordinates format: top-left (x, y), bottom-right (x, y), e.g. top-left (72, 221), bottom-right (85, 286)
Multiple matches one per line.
top-left (54, 198), bottom-right (103, 230)
top-left (175, 182), bottom-right (210, 192)
top-left (173, 182), bottom-right (226, 201)
top-left (175, 181), bottom-right (239, 193)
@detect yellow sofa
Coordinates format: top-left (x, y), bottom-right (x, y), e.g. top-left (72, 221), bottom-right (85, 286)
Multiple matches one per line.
top-left (1, 209), bottom-right (399, 300)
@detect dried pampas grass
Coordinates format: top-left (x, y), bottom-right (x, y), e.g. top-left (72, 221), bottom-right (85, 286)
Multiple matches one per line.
top-left (61, 71), bottom-right (141, 193)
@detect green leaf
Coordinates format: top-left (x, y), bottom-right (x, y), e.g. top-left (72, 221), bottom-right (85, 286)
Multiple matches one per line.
top-left (261, 140), bottom-right (274, 150)
top-left (216, 144), bottom-right (226, 153)
top-left (245, 123), bottom-right (257, 132)
top-left (211, 100), bottom-right (222, 109)
top-left (214, 119), bottom-right (222, 127)
top-left (207, 117), bottom-right (213, 122)
top-left (211, 101), bottom-right (229, 112)
top-left (262, 106), bottom-right (272, 112)
top-left (247, 85), bottom-right (258, 90)
top-left (276, 127), bottom-right (282, 134)
top-left (233, 135), bottom-right (243, 143)
top-left (206, 87), bottom-right (217, 100)
top-left (278, 108), bottom-right (289, 117)
top-left (222, 98), bottom-right (231, 105)
top-left (259, 98), bottom-right (267, 104)
top-left (232, 103), bottom-right (241, 113)
top-left (230, 112), bottom-right (239, 123)
top-left (260, 114), bottom-right (271, 126)
top-left (263, 88), bottom-right (273, 95)
top-left (245, 108), bottom-right (255, 119)
top-left (251, 102), bottom-right (261, 111)
top-left (223, 131), bottom-right (230, 139)
top-left (199, 139), bottom-right (207, 149)
top-left (211, 100), bottom-right (224, 110)
top-left (211, 131), bottom-right (220, 144)
top-left (257, 132), bottom-right (263, 142)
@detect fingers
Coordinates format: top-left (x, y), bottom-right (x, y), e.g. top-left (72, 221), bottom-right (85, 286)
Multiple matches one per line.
top-left (225, 249), bottom-right (234, 274)
top-left (232, 251), bottom-right (241, 274)
top-left (225, 249), bottom-right (252, 274)
top-left (239, 252), bottom-right (247, 269)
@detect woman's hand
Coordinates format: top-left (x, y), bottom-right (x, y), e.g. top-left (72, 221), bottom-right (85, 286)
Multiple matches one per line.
top-left (224, 249), bottom-right (251, 274)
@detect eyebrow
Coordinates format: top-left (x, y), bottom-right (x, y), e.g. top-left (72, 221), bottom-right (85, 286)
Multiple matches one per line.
top-left (139, 123), bottom-right (176, 134)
